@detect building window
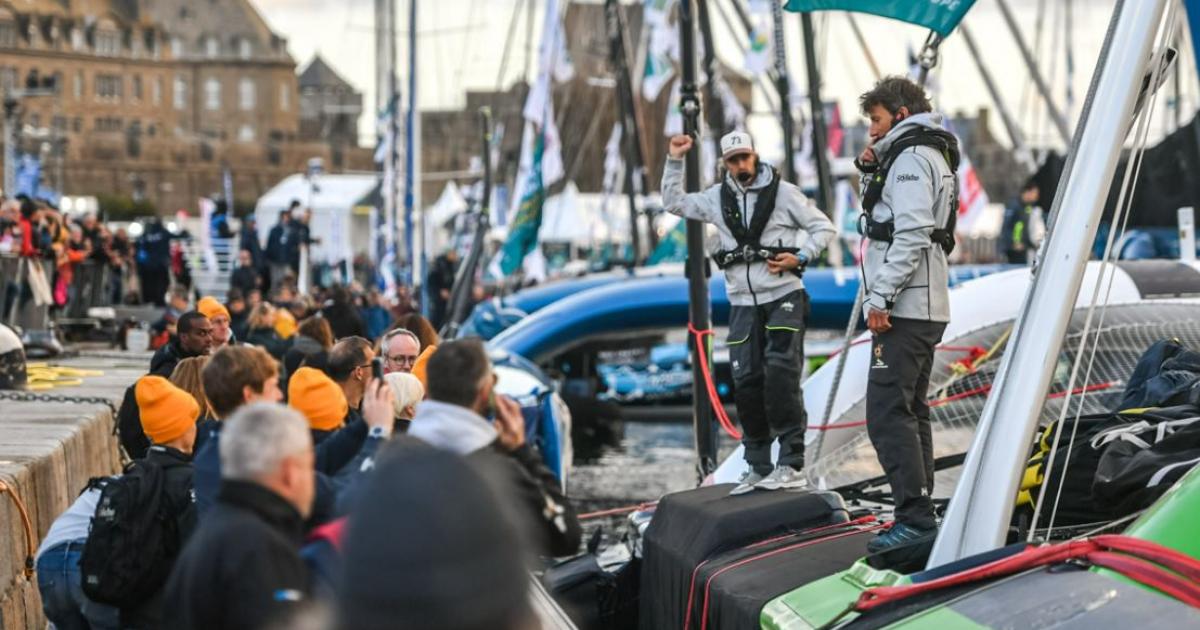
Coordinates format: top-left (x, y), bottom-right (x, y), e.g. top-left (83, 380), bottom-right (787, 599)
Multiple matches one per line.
top-left (72, 117), bottom-right (82, 132)
top-left (204, 36), bottom-right (219, 58)
top-left (173, 76), bottom-right (187, 110)
top-left (0, 21), bottom-right (15, 48)
top-left (170, 36), bottom-right (183, 58)
top-left (132, 75), bottom-right (142, 101)
top-left (204, 78), bottom-right (221, 110)
top-left (0, 67), bottom-right (14, 92)
top-left (95, 117), bottom-right (123, 132)
top-left (238, 38), bottom-right (252, 60)
top-left (52, 115), bottom-right (65, 131)
top-left (95, 74), bottom-right (122, 101)
top-left (279, 82), bottom-right (290, 111)
top-left (96, 30), bottom-right (121, 56)
top-left (238, 78), bottom-right (255, 110)
top-left (71, 27), bottom-right (84, 51)
top-left (238, 124), bottom-right (255, 142)
top-left (73, 71), bottom-right (82, 99)
top-left (152, 77), bottom-right (162, 105)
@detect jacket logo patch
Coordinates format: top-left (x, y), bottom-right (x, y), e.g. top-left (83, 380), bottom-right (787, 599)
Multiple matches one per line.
top-left (872, 344), bottom-right (889, 370)
top-left (896, 173), bottom-right (920, 183)
top-left (781, 301), bottom-right (795, 313)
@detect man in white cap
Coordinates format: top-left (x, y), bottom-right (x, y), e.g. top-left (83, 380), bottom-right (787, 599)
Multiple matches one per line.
top-left (663, 131), bottom-right (836, 495)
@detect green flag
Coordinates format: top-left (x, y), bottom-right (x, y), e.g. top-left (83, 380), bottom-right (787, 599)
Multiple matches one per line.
top-left (784, 0), bottom-right (976, 37)
top-left (647, 219), bottom-right (689, 265)
top-left (498, 133), bottom-right (547, 276)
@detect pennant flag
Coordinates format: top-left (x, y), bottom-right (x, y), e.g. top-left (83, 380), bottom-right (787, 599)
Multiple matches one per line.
top-left (743, 18), bottom-right (772, 76)
top-left (956, 153), bottom-right (989, 233)
top-left (642, 1), bottom-right (679, 100)
top-left (496, 133), bottom-right (549, 276)
top-left (784, 0), bottom-right (977, 38)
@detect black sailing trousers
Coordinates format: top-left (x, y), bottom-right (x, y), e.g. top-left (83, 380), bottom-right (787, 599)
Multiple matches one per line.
top-left (728, 289), bottom-right (809, 475)
top-left (865, 316), bottom-right (947, 530)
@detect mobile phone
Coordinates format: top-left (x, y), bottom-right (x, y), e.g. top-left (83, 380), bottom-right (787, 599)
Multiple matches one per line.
top-left (371, 357), bottom-right (384, 381)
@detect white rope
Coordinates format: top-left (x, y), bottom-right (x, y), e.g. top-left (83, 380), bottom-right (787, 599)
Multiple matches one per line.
top-left (1028, 2), bottom-right (1179, 540)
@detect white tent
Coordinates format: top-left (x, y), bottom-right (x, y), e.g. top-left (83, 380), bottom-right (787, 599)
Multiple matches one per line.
top-left (538, 181), bottom-right (636, 246)
top-left (255, 174), bottom-right (380, 265)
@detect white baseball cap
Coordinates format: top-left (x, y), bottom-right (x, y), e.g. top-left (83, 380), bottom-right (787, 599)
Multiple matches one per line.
top-left (720, 131), bottom-right (754, 158)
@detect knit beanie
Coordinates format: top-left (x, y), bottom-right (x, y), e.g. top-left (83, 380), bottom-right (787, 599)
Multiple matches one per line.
top-left (288, 366), bottom-right (348, 431)
top-left (275, 308), bottom-right (297, 339)
top-left (337, 439), bottom-right (531, 630)
top-left (410, 344), bottom-right (437, 389)
top-left (135, 375), bottom-right (200, 445)
top-left (196, 296), bottom-right (230, 321)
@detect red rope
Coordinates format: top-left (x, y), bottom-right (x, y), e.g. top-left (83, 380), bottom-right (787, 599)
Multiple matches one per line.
top-left (688, 323), bottom-right (743, 440)
top-left (853, 535), bottom-right (1200, 614)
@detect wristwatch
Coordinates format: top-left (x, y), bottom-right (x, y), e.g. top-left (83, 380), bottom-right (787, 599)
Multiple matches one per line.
top-left (369, 426), bottom-right (391, 440)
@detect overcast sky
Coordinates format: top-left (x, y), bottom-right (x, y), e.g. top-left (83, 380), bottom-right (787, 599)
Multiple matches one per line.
top-left (251, 0), bottom-right (1193, 161)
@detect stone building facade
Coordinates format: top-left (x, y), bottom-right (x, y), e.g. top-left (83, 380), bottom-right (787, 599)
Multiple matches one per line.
top-left (0, 0), bottom-right (371, 215)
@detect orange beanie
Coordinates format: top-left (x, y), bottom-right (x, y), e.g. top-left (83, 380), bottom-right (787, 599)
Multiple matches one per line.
top-left (196, 296), bottom-right (230, 321)
top-left (411, 344), bottom-right (437, 390)
top-left (288, 366), bottom-right (348, 431)
top-left (274, 308), bottom-right (297, 339)
top-left (136, 376), bottom-right (200, 445)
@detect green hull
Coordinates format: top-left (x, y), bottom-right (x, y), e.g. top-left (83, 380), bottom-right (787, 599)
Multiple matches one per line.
top-left (759, 466), bottom-right (1200, 629)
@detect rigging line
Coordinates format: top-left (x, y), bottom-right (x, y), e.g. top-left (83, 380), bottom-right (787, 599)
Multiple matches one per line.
top-left (524, 0), bottom-right (535, 86)
top-left (1031, 3), bottom-right (1178, 540)
top-left (1045, 12), bottom-right (1176, 536)
top-left (564, 91), bottom-right (615, 182)
top-left (845, 13), bottom-right (881, 81)
top-left (496, 0), bottom-right (525, 91)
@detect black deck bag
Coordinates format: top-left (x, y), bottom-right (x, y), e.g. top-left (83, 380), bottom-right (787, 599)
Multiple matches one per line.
top-left (1019, 412), bottom-right (1128, 528)
top-left (1092, 405), bottom-right (1200, 514)
top-left (687, 521), bottom-right (875, 630)
top-left (638, 484), bottom-right (848, 630)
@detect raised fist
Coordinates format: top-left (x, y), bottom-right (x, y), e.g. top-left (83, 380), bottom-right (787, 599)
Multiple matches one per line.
top-left (668, 134), bottom-right (694, 159)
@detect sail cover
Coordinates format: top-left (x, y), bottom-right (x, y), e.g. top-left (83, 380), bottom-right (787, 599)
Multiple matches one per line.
top-left (784, 0), bottom-right (977, 38)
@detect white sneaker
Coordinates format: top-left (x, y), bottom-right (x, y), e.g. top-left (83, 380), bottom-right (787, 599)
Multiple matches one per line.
top-left (755, 466), bottom-right (809, 491)
top-left (730, 470), bottom-right (766, 496)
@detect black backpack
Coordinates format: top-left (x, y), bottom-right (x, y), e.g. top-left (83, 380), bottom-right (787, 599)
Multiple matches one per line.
top-left (80, 460), bottom-right (181, 608)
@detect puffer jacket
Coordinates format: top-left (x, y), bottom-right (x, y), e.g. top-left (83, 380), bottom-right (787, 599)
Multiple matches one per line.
top-left (661, 157), bottom-right (836, 307)
top-left (860, 112), bottom-right (956, 322)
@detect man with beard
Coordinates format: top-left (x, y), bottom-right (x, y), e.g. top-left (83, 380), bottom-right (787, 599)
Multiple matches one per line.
top-left (663, 131), bottom-right (835, 495)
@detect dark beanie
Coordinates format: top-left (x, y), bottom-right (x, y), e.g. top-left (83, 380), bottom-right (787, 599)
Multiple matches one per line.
top-left (337, 438), bottom-right (531, 630)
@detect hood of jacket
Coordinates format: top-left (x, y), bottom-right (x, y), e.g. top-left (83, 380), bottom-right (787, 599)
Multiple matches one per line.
top-left (873, 112), bottom-right (947, 157)
top-left (407, 400), bottom-right (497, 455)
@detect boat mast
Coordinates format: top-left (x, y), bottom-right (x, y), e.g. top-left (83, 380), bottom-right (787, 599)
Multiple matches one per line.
top-left (800, 12), bottom-right (834, 213)
top-left (604, 0), bottom-right (647, 265)
top-left (958, 22), bottom-right (1037, 172)
top-left (694, 0), bottom-right (727, 165)
top-left (996, 0), bottom-right (1072, 145)
top-left (680, 0), bottom-right (718, 479)
top-left (772, 2), bottom-right (799, 183)
top-left (441, 108), bottom-right (493, 338)
top-left (930, 0), bottom-right (1168, 566)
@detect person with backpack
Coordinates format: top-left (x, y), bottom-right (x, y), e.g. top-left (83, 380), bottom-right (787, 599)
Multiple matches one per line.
top-left (854, 76), bottom-right (959, 554)
top-left (35, 486), bottom-right (120, 629)
top-left (663, 130), bottom-right (836, 495)
top-left (79, 375), bottom-right (200, 628)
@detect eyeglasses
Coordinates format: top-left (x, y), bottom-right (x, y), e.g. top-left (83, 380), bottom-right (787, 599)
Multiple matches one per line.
top-left (385, 354), bottom-right (419, 367)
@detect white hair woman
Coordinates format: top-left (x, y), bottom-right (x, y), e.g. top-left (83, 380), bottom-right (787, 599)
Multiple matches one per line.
top-left (384, 371), bottom-right (424, 433)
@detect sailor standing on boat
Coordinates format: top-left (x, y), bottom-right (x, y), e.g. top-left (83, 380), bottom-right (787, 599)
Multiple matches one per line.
top-left (663, 130), bottom-right (836, 496)
top-left (855, 77), bottom-right (959, 554)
